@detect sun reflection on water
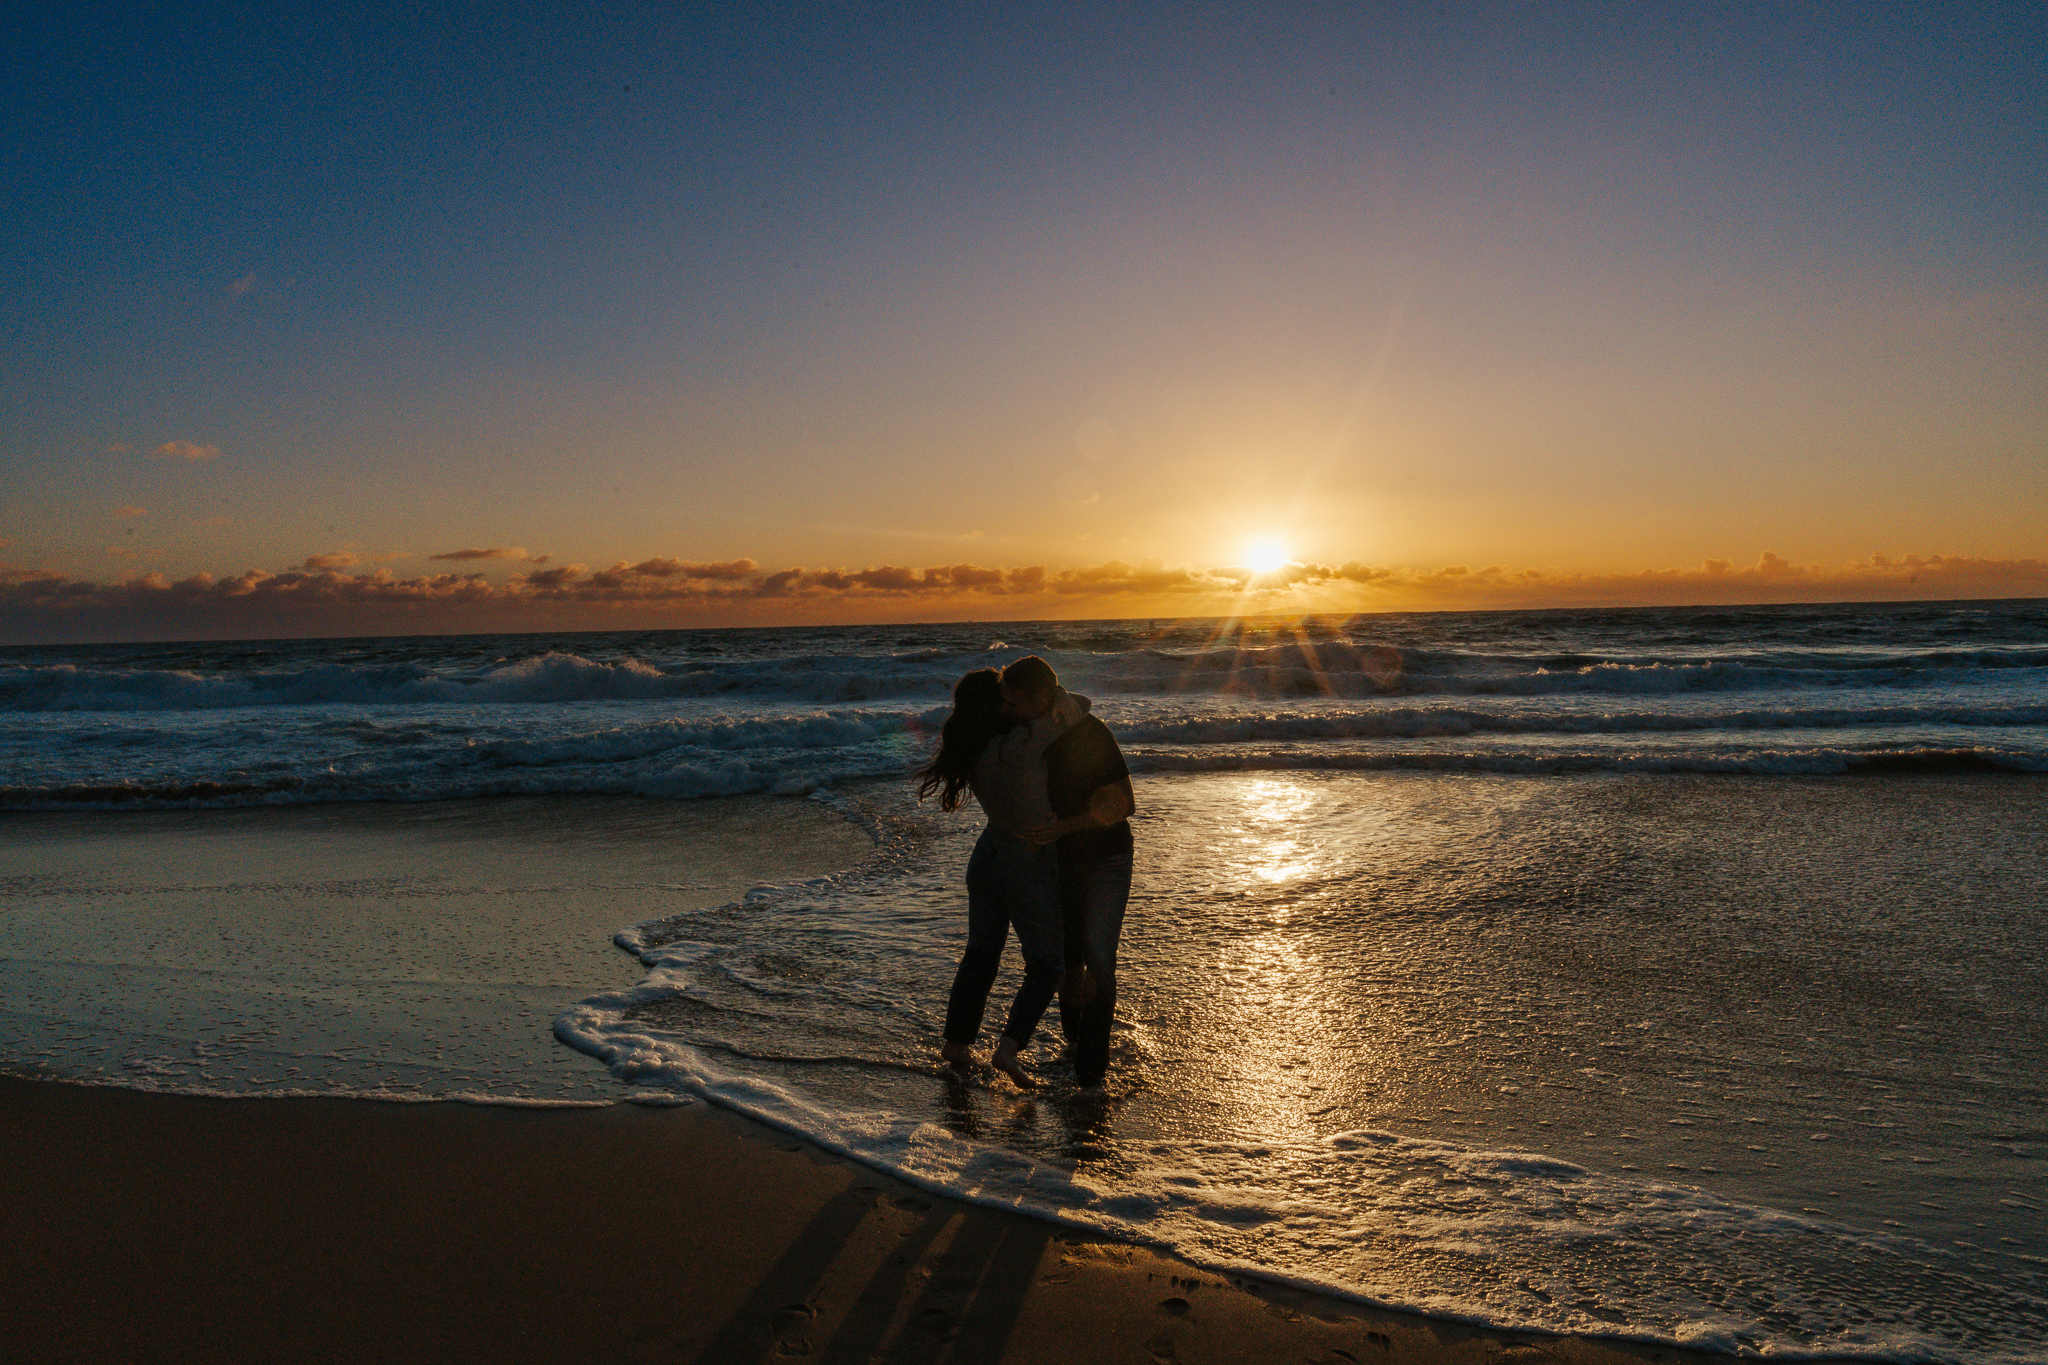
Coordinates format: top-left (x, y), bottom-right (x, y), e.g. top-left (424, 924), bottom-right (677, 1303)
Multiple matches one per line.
top-left (1179, 773), bottom-right (1411, 1141)
top-left (1232, 777), bottom-right (1320, 886)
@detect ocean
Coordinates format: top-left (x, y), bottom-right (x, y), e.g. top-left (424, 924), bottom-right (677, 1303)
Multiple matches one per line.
top-left (3, 600), bottom-right (2045, 1361)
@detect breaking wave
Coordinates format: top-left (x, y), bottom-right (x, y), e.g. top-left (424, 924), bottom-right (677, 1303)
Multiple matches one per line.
top-left (6, 641), bottom-right (2047, 714)
top-left (3, 604), bottom-right (2044, 809)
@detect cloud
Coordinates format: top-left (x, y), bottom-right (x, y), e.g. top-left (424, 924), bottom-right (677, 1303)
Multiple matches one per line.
top-left (941, 564), bottom-right (1004, 588)
top-left (427, 546), bottom-right (552, 563)
top-left (519, 564), bottom-right (588, 590)
top-left (227, 273), bottom-right (257, 297)
top-left (1047, 559), bottom-right (1210, 595)
top-left (582, 557), bottom-right (757, 588)
top-left (104, 443), bottom-right (133, 455)
top-left (5, 549), bottom-right (2046, 644)
top-left (1328, 550), bottom-right (2048, 607)
top-left (153, 440), bottom-right (222, 462)
top-left (754, 563), bottom-right (1038, 596)
top-left (116, 506), bottom-right (148, 520)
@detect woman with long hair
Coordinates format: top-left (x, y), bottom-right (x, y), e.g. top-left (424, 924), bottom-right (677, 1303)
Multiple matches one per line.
top-left (915, 669), bottom-right (1008, 812)
top-left (916, 666), bottom-right (1068, 1088)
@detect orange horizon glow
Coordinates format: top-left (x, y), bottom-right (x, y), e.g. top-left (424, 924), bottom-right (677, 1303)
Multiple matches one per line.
top-left (5, 11), bottom-right (2041, 648)
top-left (4, 546), bottom-right (2045, 645)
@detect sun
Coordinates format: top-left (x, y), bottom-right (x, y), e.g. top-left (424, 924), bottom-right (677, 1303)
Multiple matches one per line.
top-left (1245, 540), bottom-right (1289, 574)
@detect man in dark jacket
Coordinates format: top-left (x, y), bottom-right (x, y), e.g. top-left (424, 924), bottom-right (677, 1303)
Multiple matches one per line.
top-left (999, 656), bottom-right (1135, 1090)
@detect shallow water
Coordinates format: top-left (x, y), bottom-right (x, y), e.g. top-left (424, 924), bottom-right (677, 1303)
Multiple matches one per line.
top-left (0, 795), bottom-right (870, 1103)
top-left (561, 771), bottom-right (2048, 1362)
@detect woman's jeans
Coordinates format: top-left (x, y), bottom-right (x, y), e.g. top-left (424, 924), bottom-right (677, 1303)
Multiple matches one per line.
top-left (943, 826), bottom-right (1065, 1049)
top-left (1056, 850), bottom-right (1132, 1086)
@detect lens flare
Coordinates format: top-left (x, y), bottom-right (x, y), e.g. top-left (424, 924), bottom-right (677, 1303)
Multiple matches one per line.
top-left (1247, 540), bottom-right (1289, 574)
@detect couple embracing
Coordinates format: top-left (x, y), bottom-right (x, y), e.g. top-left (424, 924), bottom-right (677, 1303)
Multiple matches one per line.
top-left (916, 655), bottom-right (1134, 1090)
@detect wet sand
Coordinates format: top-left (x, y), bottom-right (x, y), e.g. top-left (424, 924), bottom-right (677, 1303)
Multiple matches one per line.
top-left (0, 790), bottom-right (1906, 1361)
top-left (0, 1075), bottom-right (1773, 1365)
top-left (0, 794), bottom-right (879, 1101)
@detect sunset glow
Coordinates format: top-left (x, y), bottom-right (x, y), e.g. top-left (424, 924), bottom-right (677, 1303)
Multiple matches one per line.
top-left (1245, 542), bottom-right (1291, 576)
top-left (0, 5), bottom-right (2040, 644)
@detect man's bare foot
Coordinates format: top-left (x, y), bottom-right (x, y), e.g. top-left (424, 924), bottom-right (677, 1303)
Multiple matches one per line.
top-left (939, 1040), bottom-right (974, 1071)
top-left (991, 1037), bottom-right (1036, 1089)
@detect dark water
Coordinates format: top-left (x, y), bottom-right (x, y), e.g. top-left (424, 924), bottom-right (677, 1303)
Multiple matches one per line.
top-left (4, 600), bottom-right (2045, 808)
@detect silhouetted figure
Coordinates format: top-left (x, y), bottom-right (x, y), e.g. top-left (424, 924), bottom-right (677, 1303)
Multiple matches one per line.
top-left (917, 666), bottom-right (1073, 1088)
top-left (1027, 664), bottom-right (1135, 1090)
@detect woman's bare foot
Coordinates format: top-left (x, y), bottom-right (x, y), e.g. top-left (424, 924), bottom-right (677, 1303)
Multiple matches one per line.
top-left (991, 1036), bottom-right (1036, 1089)
top-left (939, 1040), bottom-right (974, 1071)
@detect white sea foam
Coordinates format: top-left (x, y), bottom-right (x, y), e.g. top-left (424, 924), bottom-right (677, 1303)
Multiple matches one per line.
top-left (1115, 700), bottom-right (2048, 742)
top-left (5, 605), bottom-right (2044, 806)
top-left (8, 682), bottom-right (2047, 809)
top-left (6, 603), bottom-right (2046, 808)
top-left (553, 770), bottom-right (2048, 1365)
top-left (1127, 741), bottom-right (2048, 776)
top-left (556, 981), bottom-right (2048, 1364)
top-left (7, 634), bottom-right (2047, 714)
top-left (0, 649), bottom-right (959, 712)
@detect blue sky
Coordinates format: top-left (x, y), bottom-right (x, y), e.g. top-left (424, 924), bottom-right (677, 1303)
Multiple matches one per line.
top-left (3, 2), bottom-right (2043, 638)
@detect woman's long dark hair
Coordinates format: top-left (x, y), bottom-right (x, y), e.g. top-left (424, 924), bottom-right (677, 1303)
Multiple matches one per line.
top-left (916, 668), bottom-right (1012, 811)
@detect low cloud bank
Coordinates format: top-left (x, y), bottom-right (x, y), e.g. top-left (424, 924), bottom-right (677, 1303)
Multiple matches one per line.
top-left (2, 551), bottom-right (2044, 643)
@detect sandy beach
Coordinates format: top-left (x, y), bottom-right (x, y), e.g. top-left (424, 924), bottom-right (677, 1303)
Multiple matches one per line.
top-left (3, 776), bottom-right (2035, 1360)
top-left (0, 1075), bottom-right (1764, 1365)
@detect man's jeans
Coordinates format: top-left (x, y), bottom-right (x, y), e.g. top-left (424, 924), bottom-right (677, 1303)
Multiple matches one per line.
top-left (943, 826), bottom-right (1065, 1048)
top-left (1057, 850), bottom-right (1132, 1085)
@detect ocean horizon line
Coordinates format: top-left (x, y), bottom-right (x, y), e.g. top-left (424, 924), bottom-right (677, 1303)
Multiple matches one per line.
top-left (6, 592), bottom-right (2046, 653)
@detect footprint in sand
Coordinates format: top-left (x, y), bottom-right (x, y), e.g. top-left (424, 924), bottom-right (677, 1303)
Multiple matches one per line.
top-left (1158, 1297), bottom-right (1190, 1317)
top-left (769, 1303), bottom-right (812, 1356)
top-left (910, 1307), bottom-right (956, 1340)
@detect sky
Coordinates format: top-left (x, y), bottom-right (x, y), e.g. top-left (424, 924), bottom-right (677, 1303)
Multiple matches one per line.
top-left (3, 1), bottom-right (2044, 642)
